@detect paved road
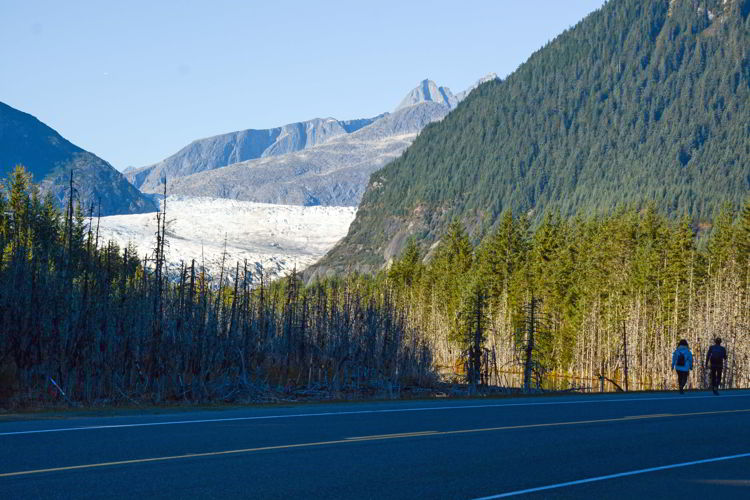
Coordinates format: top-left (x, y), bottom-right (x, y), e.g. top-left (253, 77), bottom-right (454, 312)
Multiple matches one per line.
top-left (1, 390), bottom-right (749, 499)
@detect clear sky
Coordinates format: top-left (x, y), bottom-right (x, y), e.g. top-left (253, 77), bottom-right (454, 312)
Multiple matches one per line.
top-left (1, 0), bottom-right (606, 171)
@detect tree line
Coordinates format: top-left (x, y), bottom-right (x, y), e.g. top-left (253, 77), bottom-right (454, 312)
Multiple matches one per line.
top-left (2, 163), bottom-right (749, 407)
top-left (0, 166), bottom-right (435, 407)
top-left (385, 204), bottom-right (750, 391)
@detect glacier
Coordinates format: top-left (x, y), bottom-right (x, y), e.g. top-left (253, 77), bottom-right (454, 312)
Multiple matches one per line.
top-left (96, 196), bottom-right (357, 282)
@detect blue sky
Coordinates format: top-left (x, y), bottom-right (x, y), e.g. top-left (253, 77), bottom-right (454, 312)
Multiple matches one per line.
top-left (1, 0), bottom-right (606, 170)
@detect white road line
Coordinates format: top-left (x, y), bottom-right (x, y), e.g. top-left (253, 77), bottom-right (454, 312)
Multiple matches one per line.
top-left (1, 393), bottom-right (748, 437)
top-left (473, 452), bottom-right (750, 499)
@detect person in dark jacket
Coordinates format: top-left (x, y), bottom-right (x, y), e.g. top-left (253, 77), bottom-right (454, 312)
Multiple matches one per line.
top-left (672, 339), bottom-right (693, 394)
top-left (705, 337), bottom-right (727, 395)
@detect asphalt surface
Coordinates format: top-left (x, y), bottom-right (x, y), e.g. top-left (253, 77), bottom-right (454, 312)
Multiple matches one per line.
top-left (1, 390), bottom-right (749, 499)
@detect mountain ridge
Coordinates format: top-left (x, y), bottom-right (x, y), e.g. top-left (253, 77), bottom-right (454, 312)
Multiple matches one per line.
top-left (0, 102), bottom-right (158, 215)
top-left (137, 77), bottom-right (494, 206)
top-left (126, 114), bottom-right (384, 193)
top-left (167, 101), bottom-right (451, 206)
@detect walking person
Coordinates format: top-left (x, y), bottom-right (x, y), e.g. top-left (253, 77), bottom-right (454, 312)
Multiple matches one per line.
top-left (672, 339), bottom-right (693, 394)
top-left (705, 337), bottom-right (727, 395)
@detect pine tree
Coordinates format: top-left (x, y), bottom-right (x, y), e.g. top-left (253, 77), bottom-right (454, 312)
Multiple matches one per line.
top-left (6, 165), bottom-right (32, 248)
top-left (388, 237), bottom-right (423, 288)
top-left (431, 219), bottom-right (474, 344)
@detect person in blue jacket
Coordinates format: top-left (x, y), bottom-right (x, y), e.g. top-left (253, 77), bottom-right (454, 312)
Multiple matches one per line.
top-left (671, 339), bottom-right (693, 394)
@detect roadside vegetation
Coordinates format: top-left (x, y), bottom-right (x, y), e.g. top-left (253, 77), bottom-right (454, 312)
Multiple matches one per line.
top-left (385, 207), bottom-right (750, 392)
top-left (2, 165), bottom-right (749, 409)
top-left (0, 166), bottom-right (434, 408)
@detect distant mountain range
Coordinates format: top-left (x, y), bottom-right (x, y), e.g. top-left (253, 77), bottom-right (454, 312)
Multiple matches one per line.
top-left (309, 0), bottom-right (750, 277)
top-left (166, 100), bottom-right (451, 206)
top-left (127, 76), bottom-right (498, 206)
top-left (125, 115), bottom-right (383, 194)
top-left (0, 102), bottom-right (157, 215)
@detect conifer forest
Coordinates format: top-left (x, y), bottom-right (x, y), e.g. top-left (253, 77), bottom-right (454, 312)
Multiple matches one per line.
top-left (2, 165), bottom-right (749, 407)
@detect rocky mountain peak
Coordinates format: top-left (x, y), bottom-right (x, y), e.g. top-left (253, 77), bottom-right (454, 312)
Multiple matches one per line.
top-left (395, 79), bottom-right (458, 111)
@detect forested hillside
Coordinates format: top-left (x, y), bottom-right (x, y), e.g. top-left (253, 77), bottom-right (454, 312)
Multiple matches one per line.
top-left (314, 0), bottom-right (750, 275)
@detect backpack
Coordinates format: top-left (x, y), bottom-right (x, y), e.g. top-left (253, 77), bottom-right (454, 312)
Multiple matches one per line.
top-left (676, 351), bottom-right (685, 367)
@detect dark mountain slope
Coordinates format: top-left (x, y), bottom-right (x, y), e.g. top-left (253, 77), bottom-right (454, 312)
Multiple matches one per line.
top-left (311, 0), bottom-right (750, 277)
top-left (0, 102), bottom-right (157, 215)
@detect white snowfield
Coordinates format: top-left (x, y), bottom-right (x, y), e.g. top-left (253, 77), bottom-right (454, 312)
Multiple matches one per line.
top-left (97, 196), bottom-right (357, 282)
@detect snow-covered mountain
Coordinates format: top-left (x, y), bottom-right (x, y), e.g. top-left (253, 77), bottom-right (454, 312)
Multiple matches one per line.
top-left (156, 77), bottom-right (496, 206)
top-left (167, 101), bottom-right (450, 206)
top-left (97, 196), bottom-right (356, 281)
top-left (103, 75), bottom-right (496, 278)
top-left (126, 115), bottom-right (382, 194)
